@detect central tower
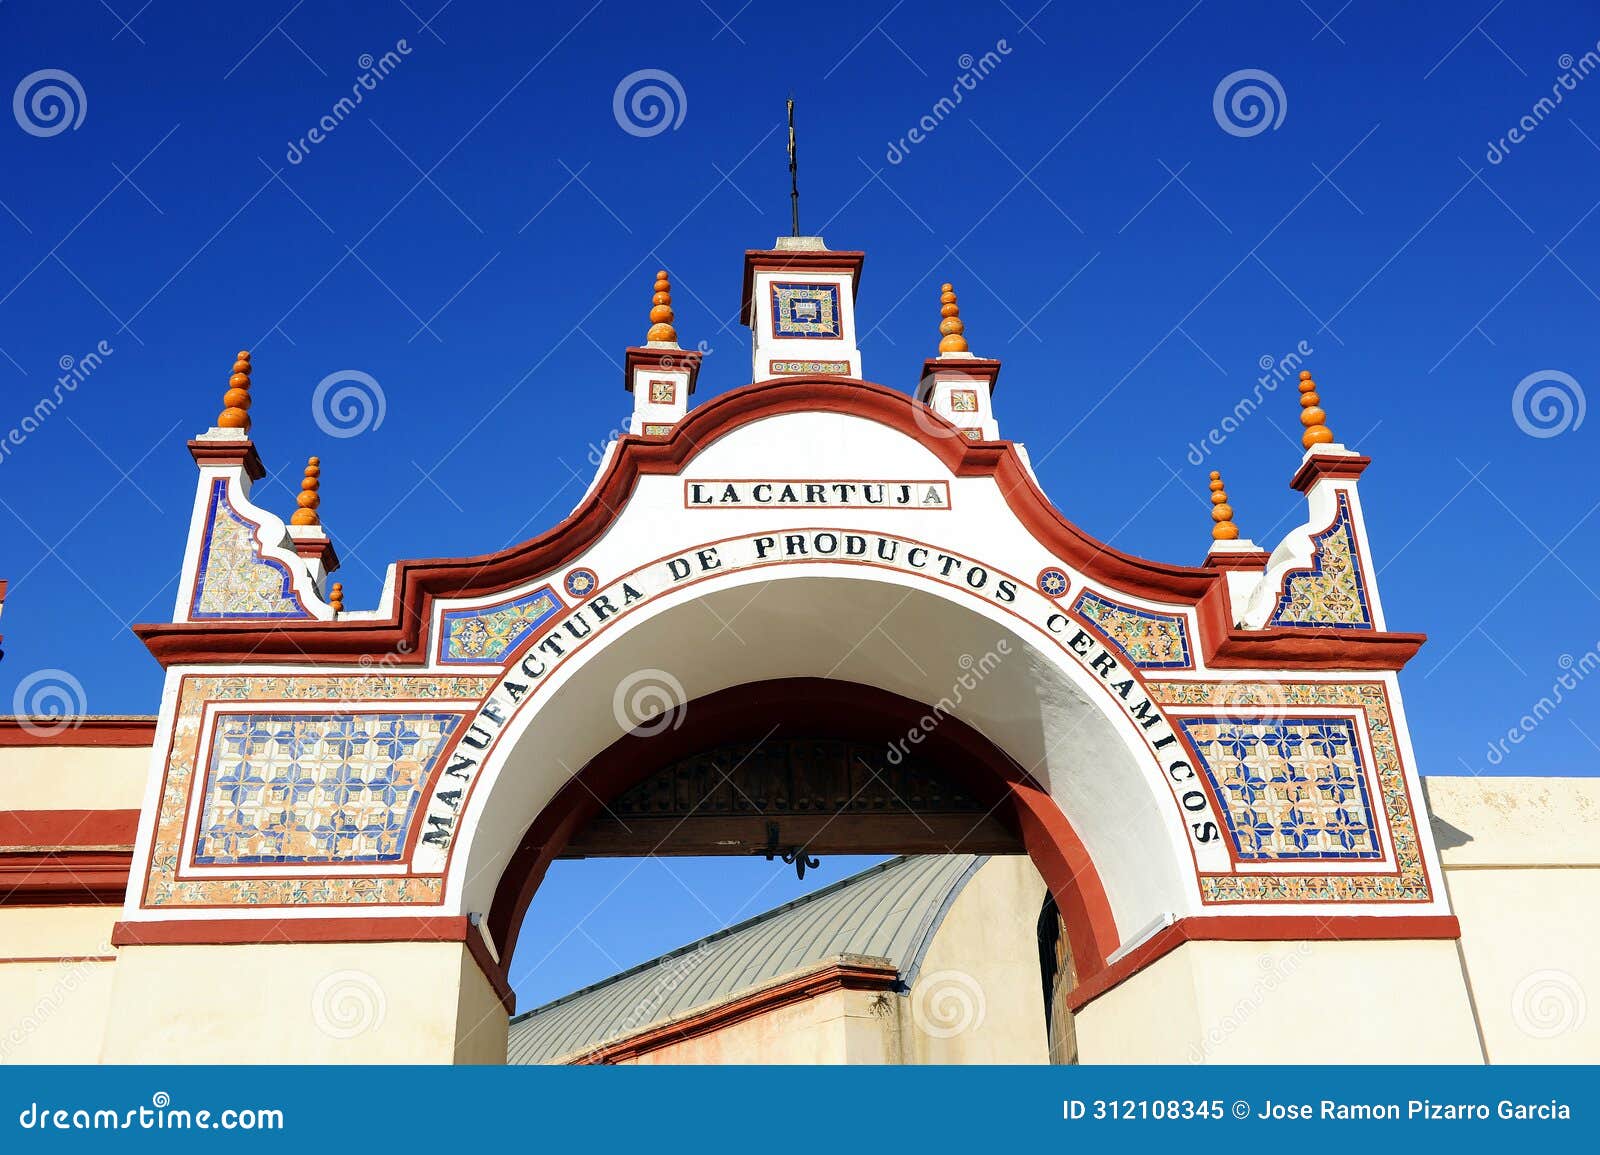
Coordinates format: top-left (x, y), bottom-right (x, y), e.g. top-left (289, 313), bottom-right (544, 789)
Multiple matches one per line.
top-left (741, 236), bottom-right (865, 381)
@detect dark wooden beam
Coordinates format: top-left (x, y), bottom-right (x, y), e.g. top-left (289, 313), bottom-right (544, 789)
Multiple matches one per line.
top-left (561, 812), bottom-right (1021, 858)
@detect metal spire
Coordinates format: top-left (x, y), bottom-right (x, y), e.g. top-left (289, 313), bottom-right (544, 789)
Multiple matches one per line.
top-left (787, 95), bottom-right (800, 237)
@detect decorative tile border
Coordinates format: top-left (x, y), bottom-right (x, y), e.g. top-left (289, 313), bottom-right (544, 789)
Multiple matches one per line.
top-left (770, 282), bottom-right (841, 339)
top-left (1151, 680), bottom-right (1430, 904)
top-left (438, 585), bottom-right (562, 665)
top-left (1268, 491), bottom-right (1374, 629)
top-left (769, 359), bottom-right (850, 374)
top-left (191, 479), bottom-right (310, 620)
top-left (143, 673), bottom-right (493, 909)
top-left (1177, 716), bottom-right (1382, 861)
top-left (193, 711), bottom-right (465, 865)
top-left (1073, 589), bottom-right (1192, 670)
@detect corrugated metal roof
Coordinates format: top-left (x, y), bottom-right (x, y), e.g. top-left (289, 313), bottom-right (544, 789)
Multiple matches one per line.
top-left (507, 854), bottom-right (986, 1064)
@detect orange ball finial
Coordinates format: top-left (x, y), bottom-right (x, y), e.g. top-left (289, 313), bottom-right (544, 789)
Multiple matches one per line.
top-left (217, 349), bottom-right (253, 432)
top-left (937, 282), bottom-right (968, 354)
top-left (289, 455), bottom-right (322, 526)
top-left (1208, 469), bottom-right (1240, 541)
top-left (330, 582), bottom-right (344, 613)
top-left (646, 268), bottom-right (677, 344)
top-left (1298, 369), bottom-right (1334, 448)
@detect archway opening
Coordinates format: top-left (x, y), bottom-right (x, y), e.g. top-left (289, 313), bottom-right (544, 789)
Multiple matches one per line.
top-left (490, 678), bottom-right (1113, 1063)
top-left (443, 571), bottom-right (1202, 1062)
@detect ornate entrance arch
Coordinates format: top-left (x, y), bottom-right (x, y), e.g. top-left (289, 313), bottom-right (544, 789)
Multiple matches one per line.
top-left (101, 248), bottom-right (1474, 1062)
top-left (486, 677), bottom-right (1119, 978)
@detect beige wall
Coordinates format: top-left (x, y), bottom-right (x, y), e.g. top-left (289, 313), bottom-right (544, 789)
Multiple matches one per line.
top-left (6, 746), bottom-right (1597, 1065)
top-left (1076, 937), bottom-right (1484, 1063)
top-left (1, 738), bottom-right (147, 1064)
top-left (0, 907), bottom-right (121, 1063)
top-left (1426, 776), bottom-right (1600, 1063)
top-left (99, 941), bottom-right (507, 1064)
top-left (905, 855), bottom-right (1049, 1063)
top-left (0, 743), bottom-right (149, 810)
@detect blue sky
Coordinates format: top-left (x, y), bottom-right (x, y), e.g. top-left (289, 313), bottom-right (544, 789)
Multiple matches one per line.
top-left (2, 1), bottom-right (1597, 1006)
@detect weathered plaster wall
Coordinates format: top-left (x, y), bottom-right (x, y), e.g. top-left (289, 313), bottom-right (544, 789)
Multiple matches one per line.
top-left (1075, 937), bottom-right (1484, 1063)
top-left (0, 906), bottom-right (119, 1063)
top-left (618, 987), bottom-right (896, 1065)
top-left (905, 855), bottom-right (1050, 1063)
top-left (0, 742), bottom-right (147, 810)
top-left (99, 941), bottom-right (506, 1064)
top-left (1426, 775), bottom-right (1600, 1063)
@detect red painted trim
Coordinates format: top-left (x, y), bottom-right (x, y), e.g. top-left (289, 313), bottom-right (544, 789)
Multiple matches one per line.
top-left (1208, 629), bottom-right (1424, 669)
top-left (188, 438), bottom-right (264, 481)
top-left (624, 346), bottom-right (702, 396)
top-left (290, 535), bottom-right (340, 575)
top-left (0, 717), bottom-right (156, 747)
top-left (1203, 550), bottom-right (1271, 571)
top-left (920, 357), bottom-right (1002, 395)
top-left (488, 678), bottom-right (1121, 983)
top-left (741, 249), bottom-right (865, 325)
top-left (0, 955), bottom-right (116, 964)
top-left (0, 851), bottom-right (132, 904)
top-left (569, 959), bottom-right (899, 1064)
top-left (0, 810), bottom-right (139, 849)
top-left (463, 923), bottom-right (517, 1014)
top-left (134, 378), bottom-right (1421, 672)
top-left (110, 913), bottom-right (514, 1013)
top-left (1290, 451), bottom-right (1371, 493)
top-left (110, 913), bottom-right (470, 947)
top-left (1063, 913), bottom-right (1461, 1013)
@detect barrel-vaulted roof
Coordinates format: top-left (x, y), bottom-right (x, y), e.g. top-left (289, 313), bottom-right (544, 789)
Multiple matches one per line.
top-left (506, 854), bottom-right (986, 1065)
